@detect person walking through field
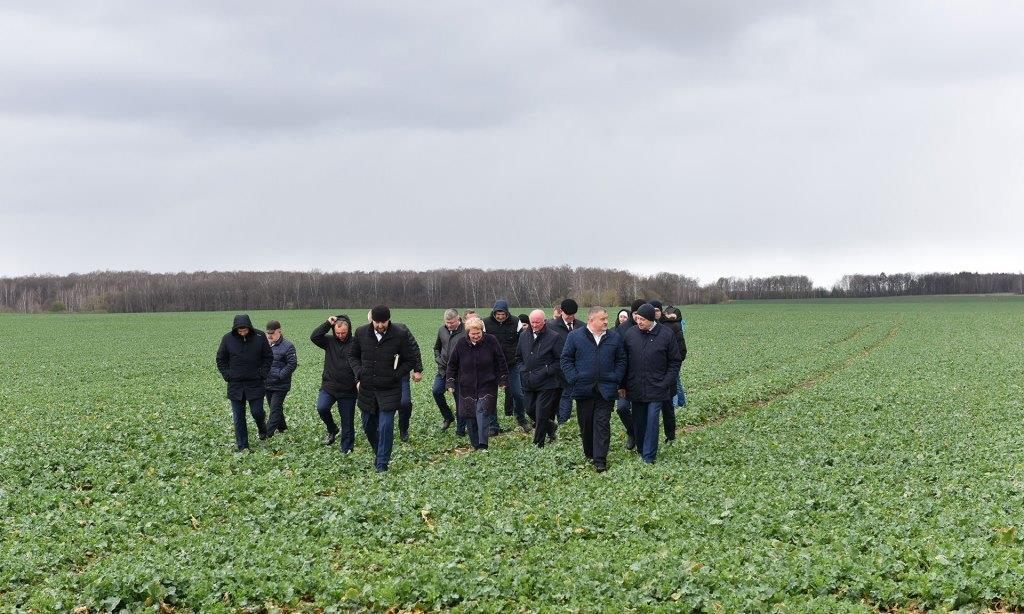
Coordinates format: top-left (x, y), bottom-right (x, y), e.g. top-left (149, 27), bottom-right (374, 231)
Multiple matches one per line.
top-left (483, 299), bottom-right (530, 433)
top-left (659, 304), bottom-right (688, 443)
top-left (216, 314), bottom-right (273, 452)
top-left (349, 305), bottom-right (420, 472)
top-left (560, 306), bottom-right (626, 472)
top-left (432, 309), bottom-right (466, 433)
top-left (620, 303), bottom-right (682, 464)
top-left (549, 298), bottom-right (582, 425)
top-left (517, 309), bottom-right (565, 447)
top-left (445, 317), bottom-right (508, 451)
top-left (264, 319), bottom-right (297, 438)
top-left (310, 314), bottom-right (358, 453)
top-left (613, 308), bottom-right (636, 451)
top-left (367, 310), bottom-right (424, 443)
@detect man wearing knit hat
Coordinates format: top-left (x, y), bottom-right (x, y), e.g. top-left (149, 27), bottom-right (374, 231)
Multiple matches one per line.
top-left (620, 303), bottom-right (682, 464)
top-left (349, 305), bottom-right (421, 472)
top-left (549, 298), bottom-right (581, 424)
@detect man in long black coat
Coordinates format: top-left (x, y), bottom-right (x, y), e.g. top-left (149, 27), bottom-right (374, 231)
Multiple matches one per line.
top-left (349, 305), bottom-right (420, 472)
top-left (516, 309), bottom-right (565, 447)
top-left (216, 314), bottom-right (273, 451)
top-left (620, 303), bottom-right (682, 464)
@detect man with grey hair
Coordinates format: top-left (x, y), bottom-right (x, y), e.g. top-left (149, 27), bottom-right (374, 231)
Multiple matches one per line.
top-left (560, 306), bottom-right (626, 472)
top-left (432, 308), bottom-right (466, 432)
top-left (516, 309), bottom-right (565, 447)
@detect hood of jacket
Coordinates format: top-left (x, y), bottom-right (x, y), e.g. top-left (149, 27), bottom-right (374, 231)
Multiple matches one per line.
top-left (491, 299), bottom-right (510, 319)
top-left (232, 314), bottom-right (255, 335)
top-left (334, 314), bottom-right (353, 341)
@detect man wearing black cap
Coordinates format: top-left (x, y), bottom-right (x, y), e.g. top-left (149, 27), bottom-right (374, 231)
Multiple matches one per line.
top-left (620, 303), bottom-right (682, 464)
top-left (549, 298), bottom-right (581, 424)
top-left (349, 305), bottom-right (420, 472)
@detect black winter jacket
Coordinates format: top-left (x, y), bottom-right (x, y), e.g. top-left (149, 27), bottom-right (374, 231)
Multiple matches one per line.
top-left (310, 317), bottom-right (358, 397)
top-left (349, 322), bottom-right (420, 393)
top-left (515, 325), bottom-right (566, 391)
top-left (548, 316), bottom-right (583, 339)
top-left (622, 322), bottom-right (683, 402)
top-left (216, 314), bottom-right (273, 401)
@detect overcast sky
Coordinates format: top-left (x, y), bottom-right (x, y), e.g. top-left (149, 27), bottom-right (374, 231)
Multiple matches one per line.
top-left (2, 1), bottom-right (1022, 286)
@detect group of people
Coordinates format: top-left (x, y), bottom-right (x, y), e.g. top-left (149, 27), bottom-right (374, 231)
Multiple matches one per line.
top-left (214, 298), bottom-right (687, 473)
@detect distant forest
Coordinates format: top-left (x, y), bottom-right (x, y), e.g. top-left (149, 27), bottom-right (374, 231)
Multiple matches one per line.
top-left (1, 268), bottom-right (1021, 313)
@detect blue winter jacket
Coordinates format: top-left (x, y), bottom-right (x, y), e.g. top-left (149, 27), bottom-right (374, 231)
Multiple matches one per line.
top-left (266, 337), bottom-right (298, 391)
top-left (560, 327), bottom-right (627, 401)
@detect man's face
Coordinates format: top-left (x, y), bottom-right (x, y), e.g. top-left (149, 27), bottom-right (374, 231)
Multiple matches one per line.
top-left (373, 320), bottom-right (389, 334)
top-left (636, 315), bottom-right (654, 331)
top-left (589, 312), bottom-right (608, 332)
top-left (333, 321), bottom-right (349, 340)
top-left (530, 313), bottom-right (546, 333)
top-left (552, 307), bottom-right (562, 319)
top-left (494, 310), bottom-right (508, 322)
top-left (444, 317), bottom-right (460, 331)
top-left (564, 313), bottom-right (576, 323)
top-left (468, 328), bottom-right (484, 343)
top-left (266, 328), bottom-right (281, 343)
top-left (237, 326), bottom-right (250, 337)
top-left (654, 308), bottom-right (662, 320)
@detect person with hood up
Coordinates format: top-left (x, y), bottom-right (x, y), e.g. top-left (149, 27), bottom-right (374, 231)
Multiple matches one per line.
top-left (310, 314), bottom-right (359, 452)
top-left (620, 303), bottom-right (682, 464)
top-left (432, 309), bottom-right (466, 432)
top-left (349, 305), bottom-right (420, 472)
top-left (216, 314), bottom-right (273, 451)
top-left (659, 304), bottom-right (688, 442)
top-left (445, 317), bottom-right (509, 450)
top-left (549, 298), bottom-right (582, 424)
top-left (483, 299), bottom-right (529, 433)
top-left (264, 320), bottom-right (297, 438)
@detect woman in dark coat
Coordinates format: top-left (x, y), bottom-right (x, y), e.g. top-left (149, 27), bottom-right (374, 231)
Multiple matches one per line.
top-left (445, 317), bottom-right (509, 450)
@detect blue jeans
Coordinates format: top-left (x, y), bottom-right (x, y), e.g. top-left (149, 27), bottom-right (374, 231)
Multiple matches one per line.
top-left (230, 397), bottom-right (266, 450)
top-left (504, 364), bottom-right (528, 425)
top-left (631, 400), bottom-right (664, 463)
top-left (362, 409), bottom-right (396, 471)
top-left (556, 387), bottom-right (573, 423)
top-left (616, 397), bottom-right (633, 440)
top-left (466, 399), bottom-right (492, 449)
top-left (432, 374), bottom-right (455, 422)
top-left (316, 389), bottom-right (357, 452)
top-left (676, 374), bottom-right (686, 407)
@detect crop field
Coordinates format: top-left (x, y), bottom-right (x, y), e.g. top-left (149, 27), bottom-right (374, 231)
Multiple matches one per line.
top-left (2, 296), bottom-right (1024, 611)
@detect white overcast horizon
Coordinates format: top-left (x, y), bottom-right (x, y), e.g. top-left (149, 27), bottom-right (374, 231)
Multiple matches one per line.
top-left (2, 1), bottom-right (1023, 288)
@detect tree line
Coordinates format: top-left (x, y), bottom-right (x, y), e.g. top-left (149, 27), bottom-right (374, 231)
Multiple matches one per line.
top-left (0, 268), bottom-right (1020, 313)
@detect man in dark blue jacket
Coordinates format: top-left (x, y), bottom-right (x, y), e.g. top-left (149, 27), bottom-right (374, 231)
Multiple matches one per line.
top-left (560, 306), bottom-right (626, 472)
top-left (620, 303), bottom-right (682, 464)
top-left (264, 320), bottom-right (297, 438)
top-left (516, 309), bottom-right (565, 447)
top-left (216, 314), bottom-right (274, 451)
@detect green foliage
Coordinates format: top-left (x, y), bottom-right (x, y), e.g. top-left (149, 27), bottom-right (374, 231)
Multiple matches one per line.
top-left (2, 297), bottom-right (1024, 611)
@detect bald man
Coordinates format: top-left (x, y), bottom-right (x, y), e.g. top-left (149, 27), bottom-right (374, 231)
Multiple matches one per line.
top-left (515, 309), bottom-right (565, 447)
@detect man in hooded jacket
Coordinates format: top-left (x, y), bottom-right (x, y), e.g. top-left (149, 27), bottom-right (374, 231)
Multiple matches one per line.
top-left (483, 299), bottom-right (529, 433)
top-left (216, 314), bottom-right (273, 451)
top-left (311, 314), bottom-right (359, 452)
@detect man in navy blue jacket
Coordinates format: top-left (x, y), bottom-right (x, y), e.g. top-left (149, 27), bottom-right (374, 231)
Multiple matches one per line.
top-left (264, 319), bottom-right (298, 439)
top-left (620, 303), bottom-right (682, 464)
top-left (560, 306), bottom-right (627, 472)
top-left (516, 309), bottom-right (565, 447)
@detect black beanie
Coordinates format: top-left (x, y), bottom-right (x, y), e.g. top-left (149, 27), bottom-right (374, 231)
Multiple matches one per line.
top-left (630, 299), bottom-right (645, 312)
top-left (649, 299), bottom-right (663, 310)
top-left (370, 305), bottom-right (391, 322)
top-left (518, 313), bottom-right (529, 324)
top-left (635, 303), bottom-right (657, 322)
top-left (560, 298), bottom-right (578, 315)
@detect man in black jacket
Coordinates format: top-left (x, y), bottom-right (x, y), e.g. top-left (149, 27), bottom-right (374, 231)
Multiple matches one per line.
top-left (216, 314), bottom-right (273, 451)
top-left (484, 299), bottom-right (529, 433)
top-left (349, 305), bottom-right (420, 472)
top-left (658, 304), bottom-right (688, 443)
top-left (264, 320), bottom-right (297, 439)
top-left (549, 298), bottom-right (581, 424)
top-left (620, 303), bottom-right (682, 464)
top-left (310, 314), bottom-right (359, 452)
top-left (432, 309), bottom-right (465, 432)
top-left (516, 309), bottom-right (565, 447)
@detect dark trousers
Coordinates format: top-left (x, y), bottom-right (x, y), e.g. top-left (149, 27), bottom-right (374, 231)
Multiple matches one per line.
top-left (577, 397), bottom-right (613, 464)
top-left (230, 397), bottom-right (266, 450)
top-left (631, 400), bottom-right (664, 463)
top-left (556, 387), bottom-right (573, 423)
top-left (431, 374), bottom-right (455, 422)
top-left (526, 388), bottom-right (559, 447)
top-left (503, 364), bottom-right (528, 425)
top-left (398, 377), bottom-right (412, 436)
top-left (466, 399), bottom-right (492, 450)
top-left (316, 389), bottom-right (357, 452)
top-left (361, 409), bottom-right (396, 471)
top-left (663, 400), bottom-right (677, 441)
top-left (616, 397), bottom-right (633, 440)
top-left (265, 389), bottom-right (288, 434)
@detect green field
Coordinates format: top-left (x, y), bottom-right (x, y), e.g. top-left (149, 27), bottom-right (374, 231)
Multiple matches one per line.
top-left (2, 297), bottom-right (1024, 611)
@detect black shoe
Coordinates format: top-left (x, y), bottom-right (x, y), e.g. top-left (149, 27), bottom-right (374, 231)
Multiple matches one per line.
top-left (258, 432), bottom-right (268, 441)
top-left (595, 462), bottom-right (607, 473)
top-left (440, 419), bottom-right (453, 431)
top-left (505, 407), bottom-right (514, 416)
top-left (323, 431), bottom-right (337, 446)
top-left (487, 427), bottom-right (499, 437)
top-left (665, 437), bottom-right (675, 445)
top-left (625, 435), bottom-right (635, 451)
top-left (265, 427), bottom-right (276, 439)
top-left (519, 423), bottom-right (532, 434)
top-left (235, 446), bottom-right (249, 453)
top-left (400, 431), bottom-right (410, 442)
top-left (548, 425), bottom-right (557, 442)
